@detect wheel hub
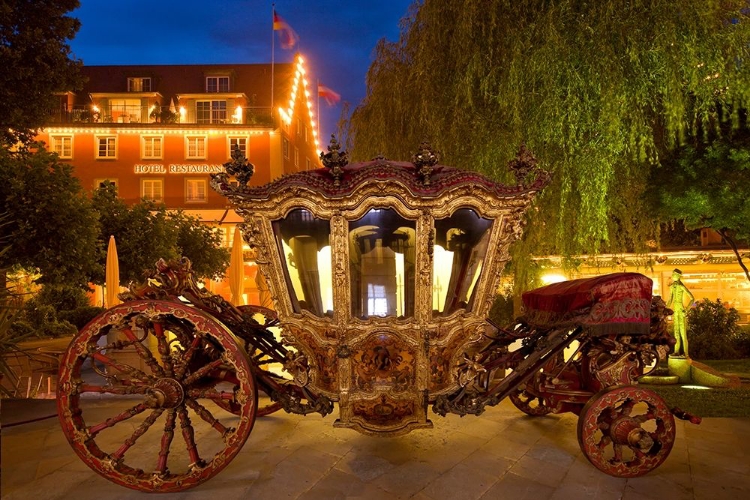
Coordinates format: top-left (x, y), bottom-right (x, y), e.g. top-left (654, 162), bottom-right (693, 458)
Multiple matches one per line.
top-left (609, 415), bottom-right (653, 450)
top-left (146, 378), bottom-right (185, 409)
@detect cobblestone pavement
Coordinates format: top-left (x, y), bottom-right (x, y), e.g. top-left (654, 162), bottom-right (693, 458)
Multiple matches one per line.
top-left (2, 398), bottom-right (749, 500)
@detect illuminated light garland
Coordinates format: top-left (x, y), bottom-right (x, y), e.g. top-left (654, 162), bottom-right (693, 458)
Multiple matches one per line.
top-left (280, 54), bottom-right (320, 150)
top-left (43, 127), bottom-right (268, 135)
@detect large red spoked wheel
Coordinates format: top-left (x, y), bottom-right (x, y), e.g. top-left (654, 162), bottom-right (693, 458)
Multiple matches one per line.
top-left (577, 385), bottom-right (675, 478)
top-left (57, 300), bottom-right (257, 492)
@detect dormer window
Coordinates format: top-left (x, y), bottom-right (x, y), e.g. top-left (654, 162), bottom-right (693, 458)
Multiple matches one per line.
top-left (206, 76), bottom-right (230, 92)
top-left (127, 77), bottom-right (151, 92)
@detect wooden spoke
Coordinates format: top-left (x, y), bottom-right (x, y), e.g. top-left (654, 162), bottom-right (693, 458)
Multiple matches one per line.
top-left (88, 402), bottom-right (149, 437)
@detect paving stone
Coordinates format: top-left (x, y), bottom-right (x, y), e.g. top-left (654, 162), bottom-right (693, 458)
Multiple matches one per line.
top-left (480, 470), bottom-right (555, 500)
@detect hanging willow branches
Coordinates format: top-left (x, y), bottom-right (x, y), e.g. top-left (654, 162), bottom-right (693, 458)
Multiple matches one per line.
top-left (346, 0), bottom-right (750, 270)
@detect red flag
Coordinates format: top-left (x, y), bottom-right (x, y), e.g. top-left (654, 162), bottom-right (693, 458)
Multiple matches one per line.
top-left (318, 84), bottom-right (341, 106)
top-left (273, 11), bottom-right (298, 50)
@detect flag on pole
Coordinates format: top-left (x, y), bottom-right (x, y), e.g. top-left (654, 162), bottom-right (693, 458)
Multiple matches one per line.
top-left (318, 84), bottom-right (341, 106)
top-left (273, 10), bottom-right (298, 50)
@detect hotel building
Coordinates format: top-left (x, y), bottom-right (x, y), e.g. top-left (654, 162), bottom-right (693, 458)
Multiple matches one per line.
top-left (35, 55), bottom-right (322, 305)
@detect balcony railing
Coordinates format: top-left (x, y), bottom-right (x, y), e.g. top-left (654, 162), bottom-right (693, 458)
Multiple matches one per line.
top-left (47, 105), bottom-right (276, 127)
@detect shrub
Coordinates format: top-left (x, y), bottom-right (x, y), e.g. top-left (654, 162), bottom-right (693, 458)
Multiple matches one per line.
top-left (488, 289), bottom-right (516, 328)
top-left (35, 285), bottom-right (90, 311)
top-left (43, 320), bottom-right (77, 338)
top-left (58, 306), bottom-right (105, 330)
top-left (686, 298), bottom-right (741, 360)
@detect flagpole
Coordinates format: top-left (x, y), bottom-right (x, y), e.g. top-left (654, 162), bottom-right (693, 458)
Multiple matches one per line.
top-left (271, 3), bottom-right (275, 120)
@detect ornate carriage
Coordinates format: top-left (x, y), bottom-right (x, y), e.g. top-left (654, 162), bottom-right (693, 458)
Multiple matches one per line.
top-left (55, 141), bottom-right (697, 492)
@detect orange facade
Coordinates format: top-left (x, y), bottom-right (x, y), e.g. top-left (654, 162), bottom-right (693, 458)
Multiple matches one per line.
top-left (35, 56), bottom-right (324, 306)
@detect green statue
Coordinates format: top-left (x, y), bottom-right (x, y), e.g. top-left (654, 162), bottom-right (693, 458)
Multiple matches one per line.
top-left (666, 268), bottom-right (694, 357)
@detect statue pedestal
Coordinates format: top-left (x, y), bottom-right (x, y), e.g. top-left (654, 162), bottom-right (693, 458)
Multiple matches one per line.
top-left (667, 356), bottom-right (740, 388)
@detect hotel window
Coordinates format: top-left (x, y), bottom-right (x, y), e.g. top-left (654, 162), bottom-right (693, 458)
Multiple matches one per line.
top-left (94, 178), bottom-right (118, 191)
top-left (186, 136), bottom-right (207, 159)
top-left (197, 100), bottom-right (227, 124)
top-left (306, 158), bottom-right (311, 170)
top-left (185, 178), bottom-right (208, 203)
top-left (128, 77), bottom-right (151, 92)
top-left (304, 125), bottom-right (308, 143)
top-left (228, 137), bottom-right (247, 158)
top-left (141, 179), bottom-right (164, 202)
top-left (50, 135), bottom-right (73, 159)
top-left (127, 77), bottom-right (152, 92)
top-left (294, 147), bottom-right (299, 167)
top-left (282, 137), bottom-right (289, 159)
top-left (141, 135), bottom-right (163, 159)
top-left (205, 76), bottom-right (230, 92)
top-left (95, 135), bottom-right (117, 159)
top-left (109, 98), bottom-right (142, 123)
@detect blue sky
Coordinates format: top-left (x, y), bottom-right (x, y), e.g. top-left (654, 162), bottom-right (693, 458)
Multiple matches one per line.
top-left (68, 0), bottom-right (415, 145)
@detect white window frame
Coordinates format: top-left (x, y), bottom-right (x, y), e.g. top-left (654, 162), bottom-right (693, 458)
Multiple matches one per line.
top-left (185, 135), bottom-right (207, 159)
top-left (228, 136), bottom-right (248, 159)
top-left (95, 135), bottom-right (117, 159)
top-left (294, 147), bottom-right (299, 167)
top-left (50, 134), bottom-right (73, 159)
top-left (185, 178), bottom-right (208, 203)
top-left (205, 76), bottom-right (230, 93)
top-left (141, 135), bottom-right (163, 159)
top-left (196, 100), bottom-right (227, 124)
top-left (141, 178), bottom-right (164, 202)
top-left (282, 137), bottom-right (289, 159)
top-left (94, 178), bottom-right (118, 191)
top-left (127, 77), bottom-right (152, 92)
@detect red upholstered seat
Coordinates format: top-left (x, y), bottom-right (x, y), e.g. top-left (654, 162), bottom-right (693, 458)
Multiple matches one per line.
top-left (521, 273), bottom-right (653, 335)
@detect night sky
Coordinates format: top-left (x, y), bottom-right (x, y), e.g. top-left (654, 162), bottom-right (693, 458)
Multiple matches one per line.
top-left (68, 0), bottom-right (415, 146)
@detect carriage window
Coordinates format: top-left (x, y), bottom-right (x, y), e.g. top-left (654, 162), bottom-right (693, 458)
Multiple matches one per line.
top-left (272, 209), bottom-right (333, 317)
top-left (433, 209), bottom-right (493, 315)
top-left (349, 209), bottom-right (416, 319)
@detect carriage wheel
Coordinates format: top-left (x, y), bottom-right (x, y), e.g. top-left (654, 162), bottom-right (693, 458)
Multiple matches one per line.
top-left (508, 354), bottom-right (560, 416)
top-left (509, 385), bottom-right (555, 416)
top-left (577, 385), bottom-right (675, 478)
top-left (57, 300), bottom-right (257, 493)
top-left (210, 305), bottom-right (286, 417)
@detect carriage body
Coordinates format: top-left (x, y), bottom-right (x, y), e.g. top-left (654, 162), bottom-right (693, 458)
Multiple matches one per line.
top-left (210, 143), bottom-right (549, 436)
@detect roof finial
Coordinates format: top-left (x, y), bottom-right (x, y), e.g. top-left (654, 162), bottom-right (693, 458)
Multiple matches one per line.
top-left (411, 141), bottom-right (439, 185)
top-left (320, 134), bottom-right (348, 187)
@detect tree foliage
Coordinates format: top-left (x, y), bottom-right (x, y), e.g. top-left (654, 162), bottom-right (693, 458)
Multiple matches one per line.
top-left (346, 0), bottom-right (750, 275)
top-left (648, 125), bottom-right (750, 280)
top-left (92, 184), bottom-right (229, 285)
top-left (0, 145), bottom-right (101, 287)
top-left (0, 0), bottom-right (83, 146)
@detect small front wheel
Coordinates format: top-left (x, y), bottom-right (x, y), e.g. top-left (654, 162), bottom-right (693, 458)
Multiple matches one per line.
top-left (577, 385), bottom-right (675, 478)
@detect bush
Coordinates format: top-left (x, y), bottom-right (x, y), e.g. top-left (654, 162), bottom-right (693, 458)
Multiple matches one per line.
top-left (42, 320), bottom-right (77, 338)
top-left (488, 289), bottom-right (516, 327)
top-left (35, 285), bottom-right (90, 311)
top-left (734, 325), bottom-right (750, 358)
top-left (686, 298), bottom-right (742, 360)
top-left (23, 302), bottom-right (56, 329)
top-left (58, 306), bottom-right (105, 330)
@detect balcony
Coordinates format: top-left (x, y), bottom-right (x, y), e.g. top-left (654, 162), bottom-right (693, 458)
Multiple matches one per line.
top-left (47, 105), bottom-right (276, 127)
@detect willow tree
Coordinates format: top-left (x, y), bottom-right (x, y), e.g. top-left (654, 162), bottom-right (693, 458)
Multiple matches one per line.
top-left (346, 0), bottom-right (750, 286)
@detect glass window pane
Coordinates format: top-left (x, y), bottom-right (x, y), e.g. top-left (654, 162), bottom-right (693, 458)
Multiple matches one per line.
top-left (433, 209), bottom-right (493, 315)
top-left (349, 209), bottom-right (416, 319)
top-left (272, 209), bottom-right (332, 317)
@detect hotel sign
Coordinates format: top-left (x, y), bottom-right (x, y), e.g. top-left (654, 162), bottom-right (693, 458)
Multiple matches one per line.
top-left (134, 164), bottom-right (224, 174)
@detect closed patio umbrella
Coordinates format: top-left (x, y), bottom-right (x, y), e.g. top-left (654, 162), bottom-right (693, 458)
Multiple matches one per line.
top-left (105, 235), bottom-right (121, 307)
top-left (228, 226), bottom-right (245, 306)
top-left (169, 97), bottom-right (176, 114)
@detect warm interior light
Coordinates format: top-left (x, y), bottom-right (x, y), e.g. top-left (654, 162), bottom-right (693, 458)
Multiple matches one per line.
top-left (541, 273), bottom-right (567, 284)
